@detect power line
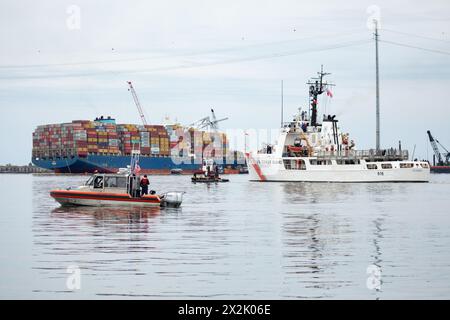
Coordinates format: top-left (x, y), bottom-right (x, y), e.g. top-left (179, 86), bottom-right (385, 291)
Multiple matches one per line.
top-left (0, 29), bottom-right (368, 70)
top-left (156, 40), bottom-right (371, 72)
top-left (0, 39), bottom-right (371, 80)
top-left (383, 28), bottom-right (450, 44)
top-left (380, 39), bottom-right (450, 56)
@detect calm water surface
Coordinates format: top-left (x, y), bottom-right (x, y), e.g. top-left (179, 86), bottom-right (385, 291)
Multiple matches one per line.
top-left (0, 173), bottom-right (449, 299)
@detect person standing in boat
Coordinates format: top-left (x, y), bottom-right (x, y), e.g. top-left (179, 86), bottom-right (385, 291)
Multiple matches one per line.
top-left (210, 162), bottom-right (217, 178)
top-left (140, 175), bottom-right (150, 195)
top-left (214, 164), bottom-right (219, 179)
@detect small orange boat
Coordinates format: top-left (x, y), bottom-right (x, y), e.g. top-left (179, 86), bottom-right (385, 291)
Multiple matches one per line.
top-left (50, 172), bottom-right (184, 208)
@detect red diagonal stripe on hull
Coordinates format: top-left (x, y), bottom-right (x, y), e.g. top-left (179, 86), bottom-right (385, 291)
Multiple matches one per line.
top-left (246, 153), bottom-right (266, 181)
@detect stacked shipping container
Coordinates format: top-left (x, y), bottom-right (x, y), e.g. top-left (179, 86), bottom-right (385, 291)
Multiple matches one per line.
top-left (165, 125), bottom-right (229, 158)
top-left (33, 119), bottom-right (228, 160)
top-left (32, 122), bottom-right (88, 158)
top-left (115, 124), bottom-right (170, 156)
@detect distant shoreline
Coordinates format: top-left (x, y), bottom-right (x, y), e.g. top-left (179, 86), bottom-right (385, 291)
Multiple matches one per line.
top-left (0, 164), bottom-right (51, 174)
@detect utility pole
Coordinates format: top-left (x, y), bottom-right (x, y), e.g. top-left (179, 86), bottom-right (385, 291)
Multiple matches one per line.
top-left (281, 80), bottom-right (284, 128)
top-left (374, 20), bottom-right (380, 152)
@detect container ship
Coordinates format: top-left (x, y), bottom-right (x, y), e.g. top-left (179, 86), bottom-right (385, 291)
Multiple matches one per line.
top-left (32, 116), bottom-right (245, 174)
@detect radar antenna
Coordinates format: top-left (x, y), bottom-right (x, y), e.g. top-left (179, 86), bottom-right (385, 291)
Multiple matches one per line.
top-left (307, 65), bottom-right (334, 127)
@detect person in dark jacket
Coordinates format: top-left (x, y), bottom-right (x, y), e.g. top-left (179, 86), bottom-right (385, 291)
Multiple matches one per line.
top-left (140, 175), bottom-right (150, 195)
top-left (214, 165), bottom-right (219, 179)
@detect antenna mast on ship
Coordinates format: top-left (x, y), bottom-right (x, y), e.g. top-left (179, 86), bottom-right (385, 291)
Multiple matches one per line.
top-left (374, 20), bottom-right (381, 152)
top-left (307, 65), bottom-right (334, 127)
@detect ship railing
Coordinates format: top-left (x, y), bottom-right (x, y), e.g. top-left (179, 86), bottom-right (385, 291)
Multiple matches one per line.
top-left (314, 149), bottom-right (409, 161)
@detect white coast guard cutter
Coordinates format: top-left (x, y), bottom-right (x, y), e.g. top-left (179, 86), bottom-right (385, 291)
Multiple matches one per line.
top-left (246, 68), bottom-right (430, 183)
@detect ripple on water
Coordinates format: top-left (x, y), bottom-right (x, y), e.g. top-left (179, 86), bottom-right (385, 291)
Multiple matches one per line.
top-left (0, 173), bottom-right (449, 298)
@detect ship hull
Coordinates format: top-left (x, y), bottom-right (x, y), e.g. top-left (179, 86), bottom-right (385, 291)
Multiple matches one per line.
top-left (50, 190), bottom-right (161, 207)
top-left (32, 154), bottom-right (241, 174)
top-left (247, 155), bottom-right (430, 183)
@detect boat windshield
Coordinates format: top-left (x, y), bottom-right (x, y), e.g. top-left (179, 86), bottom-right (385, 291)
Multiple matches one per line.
top-left (104, 176), bottom-right (127, 188)
top-left (85, 175), bottom-right (94, 186)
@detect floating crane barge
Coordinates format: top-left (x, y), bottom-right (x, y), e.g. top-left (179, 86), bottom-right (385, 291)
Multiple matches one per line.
top-left (427, 130), bottom-right (450, 173)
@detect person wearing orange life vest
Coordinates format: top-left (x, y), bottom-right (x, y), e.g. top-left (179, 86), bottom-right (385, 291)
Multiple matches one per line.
top-left (140, 175), bottom-right (150, 195)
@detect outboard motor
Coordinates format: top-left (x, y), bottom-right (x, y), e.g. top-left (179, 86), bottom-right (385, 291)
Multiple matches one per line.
top-left (160, 192), bottom-right (184, 208)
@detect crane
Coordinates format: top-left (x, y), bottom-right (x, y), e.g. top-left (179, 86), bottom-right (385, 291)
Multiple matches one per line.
top-left (209, 108), bottom-right (228, 131)
top-left (189, 115), bottom-right (210, 130)
top-left (427, 130), bottom-right (450, 165)
top-left (127, 81), bottom-right (148, 125)
top-left (189, 109), bottom-right (228, 132)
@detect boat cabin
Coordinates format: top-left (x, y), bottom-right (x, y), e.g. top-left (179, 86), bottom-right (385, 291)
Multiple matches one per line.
top-left (82, 173), bottom-right (145, 197)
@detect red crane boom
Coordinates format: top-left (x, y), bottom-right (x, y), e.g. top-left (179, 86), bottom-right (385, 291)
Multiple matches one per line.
top-left (127, 81), bottom-right (148, 125)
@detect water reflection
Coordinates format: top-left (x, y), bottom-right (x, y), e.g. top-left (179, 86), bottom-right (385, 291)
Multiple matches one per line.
top-left (281, 182), bottom-right (357, 204)
top-left (369, 217), bottom-right (384, 300)
top-left (280, 182), bottom-right (356, 298)
top-left (51, 205), bottom-right (163, 222)
top-left (22, 174), bottom-right (450, 299)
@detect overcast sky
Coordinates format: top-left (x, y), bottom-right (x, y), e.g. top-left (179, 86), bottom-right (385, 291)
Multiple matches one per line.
top-left (1, 0), bottom-right (449, 164)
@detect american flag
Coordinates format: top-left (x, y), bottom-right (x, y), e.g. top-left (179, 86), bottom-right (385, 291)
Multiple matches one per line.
top-left (134, 160), bottom-right (141, 174)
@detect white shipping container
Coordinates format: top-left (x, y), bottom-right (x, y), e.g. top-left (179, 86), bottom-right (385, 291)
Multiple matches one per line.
top-left (141, 138), bottom-right (150, 146)
top-left (109, 139), bottom-right (119, 146)
top-left (140, 134), bottom-right (150, 141)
